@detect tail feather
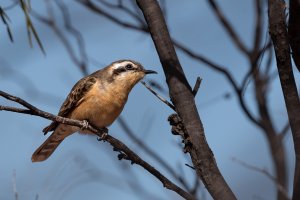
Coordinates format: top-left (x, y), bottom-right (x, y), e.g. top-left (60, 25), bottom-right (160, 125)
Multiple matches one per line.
top-left (31, 132), bottom-right (64, 162)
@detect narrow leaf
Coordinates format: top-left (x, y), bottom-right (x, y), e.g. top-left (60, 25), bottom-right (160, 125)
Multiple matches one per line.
top-left (6, 26), bottom-right (14, 42)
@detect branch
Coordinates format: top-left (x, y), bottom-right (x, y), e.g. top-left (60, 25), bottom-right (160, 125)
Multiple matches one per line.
top-left (207, 0), bottom-right (249, 55)
top-left (30, 3), bottom-right (89, 75)
top-left (192, 77), bottom-right (202, 97)
top-left (232, 157), bottom-right (290, 200)
top-left (279, 121), bottom-right (290, 140)
top-left (136, 0), bottom-right (236, 199)
top-left (55, 0), bottom-right (89, 75)
top-left (288, 0), bottom-right (300, 72)
top-left (0, 90), bottom-right (195, 200)
top-left (141, 81), bottom-right (175, 111)
top-left (268, 1), bottom-right (300, 199)
top-left (97, 0), bottom-right (146, 27)
top-left (77, 0), bottom-right (148, 32)
top-left (173, 39), bottom-right (263, 130)
top-left (77, 0), bottom-right (264, 131)
top-left (117, 116), bottom-right (192, 193)
top-left (252, 0), bottom-right (263, 55)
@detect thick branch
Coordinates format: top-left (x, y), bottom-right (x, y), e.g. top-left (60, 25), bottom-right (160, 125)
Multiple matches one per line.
top-left (268, 1), bottom-right (300, 199)
top-left (0, 90), bottom-right (194, 200)
top-left (136, 1), bottom-right (236, 199)
top-left (288, 0), bottom-right (300, 72)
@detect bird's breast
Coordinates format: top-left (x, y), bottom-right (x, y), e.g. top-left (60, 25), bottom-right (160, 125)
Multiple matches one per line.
top-left (70, 82), bottom-right (128, 129)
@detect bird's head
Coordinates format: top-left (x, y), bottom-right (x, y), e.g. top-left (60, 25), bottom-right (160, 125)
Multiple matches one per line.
top-left (106, 60), bottom-right (157, 89)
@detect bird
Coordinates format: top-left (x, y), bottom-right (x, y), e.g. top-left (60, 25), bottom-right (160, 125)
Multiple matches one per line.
top-left (31, 59), bottom-right (157, 162)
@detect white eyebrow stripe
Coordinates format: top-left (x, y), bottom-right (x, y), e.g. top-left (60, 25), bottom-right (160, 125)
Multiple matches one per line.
top-left (112, 61), bottom-right (134, 70)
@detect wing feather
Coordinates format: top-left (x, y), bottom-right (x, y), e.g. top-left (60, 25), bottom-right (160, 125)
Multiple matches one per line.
top-left (43, 76), bottom-right (97, 134)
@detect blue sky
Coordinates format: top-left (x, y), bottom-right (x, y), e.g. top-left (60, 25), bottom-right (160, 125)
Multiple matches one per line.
top-left (0, 0), bottom-right (298, 199)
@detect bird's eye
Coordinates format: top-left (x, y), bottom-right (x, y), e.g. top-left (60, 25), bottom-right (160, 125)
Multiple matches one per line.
top-left (125, 64), bottom-right (133, 70)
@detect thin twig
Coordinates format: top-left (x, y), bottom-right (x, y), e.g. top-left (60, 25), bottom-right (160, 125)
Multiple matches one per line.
top-left (77, 0), bottom-right (148, 32)
top-left (141, 81), bottom-right (175, 111)
top-left (279, 121), bottom-right (290, 140)
top-left (207, 0), bottom-right (249, 55)
top-left (232, 157), bottom-right (290, 200)
top-left (30, 4), bottom-right (88, 75)
top-left (78, 0), bottom-right (263, 130)
top-left (192, 77), bottom-right (202, 97)
top-left (55, 0), bottom-right (89, 75)
top-left (185, 163), bottom-right (195, 170)
top-left (98, 0), bottom-right (146, 27)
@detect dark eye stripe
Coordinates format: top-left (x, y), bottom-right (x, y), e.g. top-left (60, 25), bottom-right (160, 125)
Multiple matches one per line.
top-left (113, 67), bottom-right (126, 75)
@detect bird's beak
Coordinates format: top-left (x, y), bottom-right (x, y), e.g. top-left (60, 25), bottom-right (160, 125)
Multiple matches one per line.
top-left (144, 69), bottom-right (157, 74)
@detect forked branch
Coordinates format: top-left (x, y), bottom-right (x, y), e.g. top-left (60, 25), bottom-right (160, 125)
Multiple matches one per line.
top-left (0, 90), bottom-right (195, 200)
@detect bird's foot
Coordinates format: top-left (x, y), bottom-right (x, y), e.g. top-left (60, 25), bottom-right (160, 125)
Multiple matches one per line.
top-left (97, 127), bottom-right (108, 141)
top-left (81, 120), bottom-right (90, 130)
top-left (100, 127), bottom-right (108, 134)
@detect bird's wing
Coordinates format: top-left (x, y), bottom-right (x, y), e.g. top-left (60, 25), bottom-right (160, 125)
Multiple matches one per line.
top-left (43, 76), bottom-right (97, 134)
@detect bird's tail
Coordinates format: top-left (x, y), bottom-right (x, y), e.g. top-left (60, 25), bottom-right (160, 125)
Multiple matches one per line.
top-left (31, 129), bottom-right (65, 162)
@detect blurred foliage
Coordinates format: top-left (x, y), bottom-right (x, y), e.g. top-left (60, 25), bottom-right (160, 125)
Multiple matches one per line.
top-left (1, 0), bottom-right (45, 54)
top-left (20, 0), bottom-right (45, 54)
top-left (0, 6), bottom-right (13, 42)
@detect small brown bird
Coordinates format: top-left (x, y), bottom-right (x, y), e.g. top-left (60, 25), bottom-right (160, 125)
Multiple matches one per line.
top-left (32, 60), bottom-right (157, 162)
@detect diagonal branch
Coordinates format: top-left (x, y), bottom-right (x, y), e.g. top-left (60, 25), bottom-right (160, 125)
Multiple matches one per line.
top-left (207, 0), bottom-right (249, 55)
top-left (173, 39), bottom-right (263, 130)
top-left (77, 0), bottom-right (148, 32)
top-left (117, 116), bottom-right (192, 192)
top-left (0, 90), bottom-right (195, 200)
top-left (232, 157), bottom-right (290, 200)
top-left (30, 3), bottom-right (89, 75)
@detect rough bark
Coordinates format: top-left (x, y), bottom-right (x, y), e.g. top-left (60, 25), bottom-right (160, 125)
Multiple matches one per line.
top-left (136, 0), bottom-right (236, 199)
top-left (268, 0), bottom-right (300, 199)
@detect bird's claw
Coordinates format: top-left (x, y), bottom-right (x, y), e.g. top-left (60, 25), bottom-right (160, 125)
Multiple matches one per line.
top-left (100, 127), bottom-right (108, 134)
top-left (97, 127), bottom-right (108, 141)
top-left (81, 120), bottom-right (89, 130)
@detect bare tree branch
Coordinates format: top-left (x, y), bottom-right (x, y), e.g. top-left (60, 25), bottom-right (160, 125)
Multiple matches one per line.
top-left (136, 0), bottom-right (236, 199)
top-left (173, 39), bottom-right (263, 130)
top-left (117, 116), bottom-right (192, 193)
top-left (232, 157), bottom-right (290, 200)
top-left (77, 0), bottom-right (148, 32)
top-left (66, 1), bottom-right (291, 198)
top-left (253, 0), bottom-right (263, 55)
top-left (268, 1), bottom-right (300, 199)
top-left (207, 0), bottom-right (249, 55)
top-left (288, 0), bottom-right (300, 72)
top-left (30, 3), bottom-right (89, 75)
top-left (192, 77), bottom-right (202, 97)
top-left (0, 90), bottom-right (195, 200)
top-left (55, 0), bottom-right (89, 75)
top-left (141, 81), bottom-right (175, 111)
top-left (97, 0), bottom-right (146, 27)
